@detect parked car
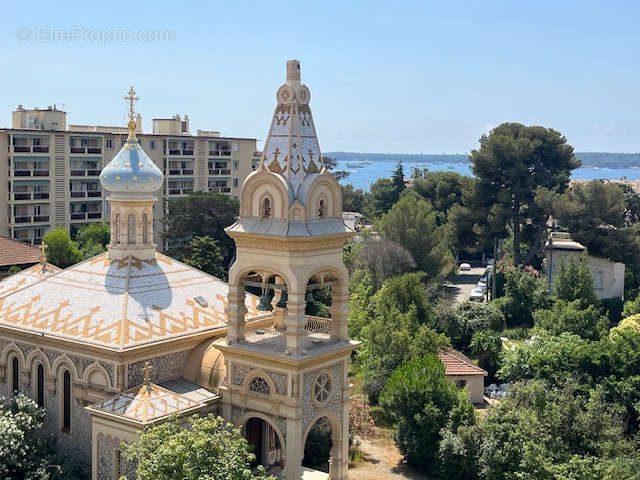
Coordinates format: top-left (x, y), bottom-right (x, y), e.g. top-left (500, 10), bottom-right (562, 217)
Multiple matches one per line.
top-left (459, 262), bottom-right (471, 271)
top-left (477, 279), bottom-right (488, 293)
top-left (469, 287), bottom-right (484, 302)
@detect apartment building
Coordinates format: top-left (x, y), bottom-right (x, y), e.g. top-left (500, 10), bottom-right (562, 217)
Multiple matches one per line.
top-left (1, 105), bottom-right (262, 246)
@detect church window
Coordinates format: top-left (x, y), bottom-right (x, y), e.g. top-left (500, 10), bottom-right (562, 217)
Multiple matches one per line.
top-left (262, 198), bottom-right (272, 218)
top-left (248, 376), bottom-right (270, 395)
top-left (114, 449), bottom-right (123, 479)
top-left (114, 214), bottom-right (121, 244)
top-left (318, 199), bottom-right (327, 218)
top-left (313, 371), bottom-right (332, 406)
top-left (142, 213), bottom-right (149, 244)
top-left (37, 364), bottom-right (44, 407)
top-left (62, 370), bottom-right (71, 432)
top-left (127, 214), bottom-right (136, 244)
top-left (11, 357), bottom-right (19, 394)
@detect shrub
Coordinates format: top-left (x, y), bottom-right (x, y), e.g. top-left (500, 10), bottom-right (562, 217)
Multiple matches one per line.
top-left (380, 355), bottom-right (475, 471)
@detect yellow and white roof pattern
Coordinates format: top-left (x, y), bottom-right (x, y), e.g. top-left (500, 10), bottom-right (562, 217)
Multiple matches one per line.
top-left (89, 381), bottom-right (202, 424)
top-left (0, 252), bottom-right (264, 350)
top-left (0, 263), bottom-right (61, 298)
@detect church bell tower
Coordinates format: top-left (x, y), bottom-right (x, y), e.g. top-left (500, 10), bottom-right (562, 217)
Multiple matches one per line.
top-left (218, 60), bottom-right (358, 479)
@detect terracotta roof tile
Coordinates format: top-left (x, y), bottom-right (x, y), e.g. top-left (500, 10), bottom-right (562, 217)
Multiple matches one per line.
top-left (438, 350), bottom-right (487, 376)
top-left (0, 237), bottom-right (41, 267)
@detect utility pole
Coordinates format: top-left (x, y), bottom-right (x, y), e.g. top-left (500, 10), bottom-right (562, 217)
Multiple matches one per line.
top-left (491, 238), bottom-right (499, 300)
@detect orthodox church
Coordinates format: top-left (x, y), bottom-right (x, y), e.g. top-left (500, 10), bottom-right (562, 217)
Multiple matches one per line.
top-left (0, 60), bottom-right (356, 480)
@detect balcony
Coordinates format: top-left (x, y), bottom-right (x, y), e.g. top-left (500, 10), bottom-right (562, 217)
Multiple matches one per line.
top-left (168, 188), bottom-right (194, 195)
top-left (208, 186), bottom-right (232, 194)
top-left (208, 168), bottom-right (231, 175)
top-left (70, 169), bottom-right (101, 176)
top-left (13, 169), bottom-right (50, 177)
top-left (71, 211), bottom-right (102, 220)
top-left (240, 316), bottom-right (335, 352)
top-left (70, 190), bottom-right (102, 198)
top-left (167, 148), bottom-right (194, 156)
top-left (70, 146), bottom-right (102, 154)
top-left (16, 237), bottom-right (44, 246)
top-left (208, 150), bottom-right (232, 157)
top-left (167, 169), bottom-right (194, 176)
top-left (12, 145), bottom-right (50, 154)
top-left (13, 214), bottom-right (49, 224)
top-left (11, 192), bottom-right (50, 201)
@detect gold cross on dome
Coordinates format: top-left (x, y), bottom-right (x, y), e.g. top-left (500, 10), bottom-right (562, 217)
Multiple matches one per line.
top-left (272, 147), bottom-right (280, 163)
top-left (124, 86), bottom-right (139, 123)
top-left (307, 149), bottom-right (314, 162)
top-left (143, 361), bottom-right (152, 385)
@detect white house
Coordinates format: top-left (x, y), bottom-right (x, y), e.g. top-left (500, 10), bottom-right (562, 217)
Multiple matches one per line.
top-left (544, 232), bottom-right (625, 299)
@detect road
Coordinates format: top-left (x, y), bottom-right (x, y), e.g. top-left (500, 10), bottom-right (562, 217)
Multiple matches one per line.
top-left (445, 267), bottom-right (485, 303)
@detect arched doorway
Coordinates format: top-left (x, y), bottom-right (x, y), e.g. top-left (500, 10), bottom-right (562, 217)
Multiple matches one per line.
top-left (303, 416), bottom-right (333, 473)
top-left (243, 416), bottom-right (284, 473)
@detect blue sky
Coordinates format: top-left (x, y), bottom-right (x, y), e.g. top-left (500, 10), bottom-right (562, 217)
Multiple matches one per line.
top-left (0, 1), bottom-right (638, 153)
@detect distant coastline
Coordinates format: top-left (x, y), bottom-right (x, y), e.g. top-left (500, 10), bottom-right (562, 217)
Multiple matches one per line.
top-left (325, 151), bottom-right (640, 191)
top-left (326, 151), bottom-right (640, 169)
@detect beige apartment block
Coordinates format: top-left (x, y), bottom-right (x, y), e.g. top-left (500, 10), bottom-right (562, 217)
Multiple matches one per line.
top-left (1, 104), bottom-right (262, 247)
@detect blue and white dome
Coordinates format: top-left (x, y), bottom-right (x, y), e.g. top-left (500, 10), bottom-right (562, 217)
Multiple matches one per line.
top-left (100, 126), bottom-right (164, 195)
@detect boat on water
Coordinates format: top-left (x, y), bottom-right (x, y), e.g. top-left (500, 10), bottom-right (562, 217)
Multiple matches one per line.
top-left (346, 161), bottom-right (367, 168)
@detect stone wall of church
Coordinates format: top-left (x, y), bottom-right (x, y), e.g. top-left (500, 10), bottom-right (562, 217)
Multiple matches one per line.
top-left (127, 349), bottom-right (190, 387)
top-left (0, 338), bottom-right (116, 467)
top-left (97, 433), bottom-right (137, 480)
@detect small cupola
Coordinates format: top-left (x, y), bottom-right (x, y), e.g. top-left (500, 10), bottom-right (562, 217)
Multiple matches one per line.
top-left (100, 87), bottom-right (164, 261)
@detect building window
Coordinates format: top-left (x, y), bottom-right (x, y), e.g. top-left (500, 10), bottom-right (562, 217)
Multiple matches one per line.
top-left (142, 213), bottom-right (149, 244)
top-left (318, 199), bottom-right (327, 218)
top-left (121, 139), bottom-right (126, 147)
top-left (106, 139), bottom-right (113, 149)
top-left (150, 140), bottom-right (156, 150)
top-left (62, 370), bottom-right (71, 432)
top-left (233, 160), bottom-right (239, 169)
top-left (248, 376), bottom-right (270, 395)
top-left (595, 271), bottom-right (604, 290)
top-left (455, 379), bottom-right (467, 389)
top-left (113, 213), bottom-right (120, 245)
top-left (262, 198), bottom-right (271, 218)
top-left (313, 371), bottom-right (332, 406)
top-left (37, 364), bottom-right (44, 407)
top-left (11, 357), bottom-right (19, 394)
top-left (114, 449), bottom-right (123, 479)
top-left (233, 178), bottom-right (238, 188)
top-left (127, 214), bottom-right (136, 244)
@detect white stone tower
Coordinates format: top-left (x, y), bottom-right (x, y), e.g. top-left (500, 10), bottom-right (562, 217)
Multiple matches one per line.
top-left (100, 87), bottom-right (164, 260)
top-left (218, 60), bottom-right (358, 479)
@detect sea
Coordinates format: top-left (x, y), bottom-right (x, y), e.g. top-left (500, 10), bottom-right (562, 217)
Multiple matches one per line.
top-left (327, 152), bottom-right (640, 191)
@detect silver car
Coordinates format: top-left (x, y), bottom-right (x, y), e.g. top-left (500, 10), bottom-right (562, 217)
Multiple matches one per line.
top-left (469, 287), bottom-right (484, 302)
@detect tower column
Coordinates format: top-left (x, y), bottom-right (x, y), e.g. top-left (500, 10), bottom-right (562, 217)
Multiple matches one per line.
top-left (284, 416), bottom-right (303, 480)
top-left (329, 283), bottom-right (349, 341)
top-left (226, 282), bottom-right (247, 342)
top-left (284, 290), bottom-right (307, 353)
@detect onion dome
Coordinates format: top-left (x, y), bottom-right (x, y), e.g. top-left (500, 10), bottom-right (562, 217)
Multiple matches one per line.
top-left (100, 87), bottom-right (164, 196)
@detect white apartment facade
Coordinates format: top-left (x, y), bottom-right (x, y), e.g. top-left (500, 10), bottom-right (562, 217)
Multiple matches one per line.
top-left (1, 105), bottom-right (262, 246)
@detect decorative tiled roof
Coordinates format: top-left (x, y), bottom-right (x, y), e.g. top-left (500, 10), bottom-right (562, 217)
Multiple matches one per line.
top-left (88, 381), bottom-right (203, 424)
top-left (0, 252), bottom-right (266, 350)
top-left (438, 350), bottom-right (487, 376)
top-left (0, 237), bottom-right (43, 267)
top-left (0, 262), bottom-right (61, 297)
